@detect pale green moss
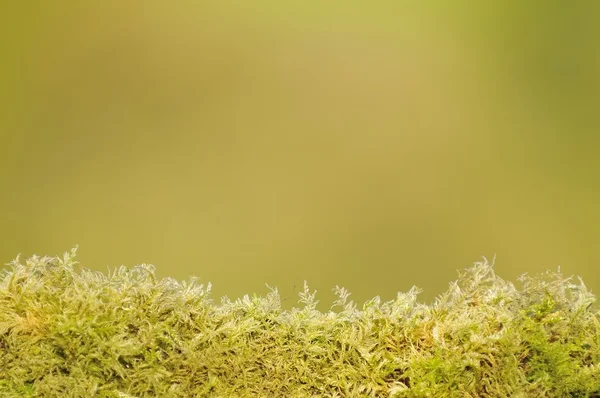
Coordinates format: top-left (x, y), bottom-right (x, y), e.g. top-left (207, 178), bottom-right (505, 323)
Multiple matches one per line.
top-left (0, 248), bottom-right (598, 397)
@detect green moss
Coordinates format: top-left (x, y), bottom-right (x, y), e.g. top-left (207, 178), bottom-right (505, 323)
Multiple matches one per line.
top-left (1, 248), bottom-right (598, 397)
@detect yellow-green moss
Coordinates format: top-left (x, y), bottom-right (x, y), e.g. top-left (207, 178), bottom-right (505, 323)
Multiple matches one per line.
top-left (1, 248), bottom-right (598, 397)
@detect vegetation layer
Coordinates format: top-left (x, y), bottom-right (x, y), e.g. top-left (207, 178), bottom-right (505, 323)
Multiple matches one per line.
top-left (1, 249), bottom-right (599, 397)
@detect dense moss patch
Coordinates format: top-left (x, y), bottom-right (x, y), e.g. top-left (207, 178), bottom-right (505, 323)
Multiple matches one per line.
top-left (1, 248), bottom-right (598, 397)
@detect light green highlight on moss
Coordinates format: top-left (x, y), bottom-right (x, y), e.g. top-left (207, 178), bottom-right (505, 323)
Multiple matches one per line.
top-left (1, 248), bottom-right (599, 397)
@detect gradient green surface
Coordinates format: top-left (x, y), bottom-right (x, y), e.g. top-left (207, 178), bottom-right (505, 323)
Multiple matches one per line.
top-left (1, 2), bottom-right (599, 308)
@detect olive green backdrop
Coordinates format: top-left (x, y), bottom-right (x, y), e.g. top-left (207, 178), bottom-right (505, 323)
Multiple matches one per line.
top-left (1, 2), bottom-right (598, 309)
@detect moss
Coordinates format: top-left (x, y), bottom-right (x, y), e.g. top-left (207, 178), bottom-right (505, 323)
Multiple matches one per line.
top-left (0, 248), bottom-right (598, 397)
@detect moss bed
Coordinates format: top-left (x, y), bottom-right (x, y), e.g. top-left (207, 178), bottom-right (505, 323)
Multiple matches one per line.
top-left (1, 248), bottom-right (599, 397)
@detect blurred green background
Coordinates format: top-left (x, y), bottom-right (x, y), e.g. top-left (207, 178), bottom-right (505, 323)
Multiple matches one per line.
top-left (1, 2), bottom-right (599, 308)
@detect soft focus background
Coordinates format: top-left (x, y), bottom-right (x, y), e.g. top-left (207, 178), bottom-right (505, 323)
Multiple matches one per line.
top-left (1, 2), bottom-right (599, 309)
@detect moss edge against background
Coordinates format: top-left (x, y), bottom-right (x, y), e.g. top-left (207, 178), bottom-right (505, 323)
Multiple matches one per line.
top-left (0, 248), bottom-right (599, 397)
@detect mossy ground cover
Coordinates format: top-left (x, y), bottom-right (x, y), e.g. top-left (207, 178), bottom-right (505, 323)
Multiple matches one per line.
top-left (1, 248), bottom-right (598, 397)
